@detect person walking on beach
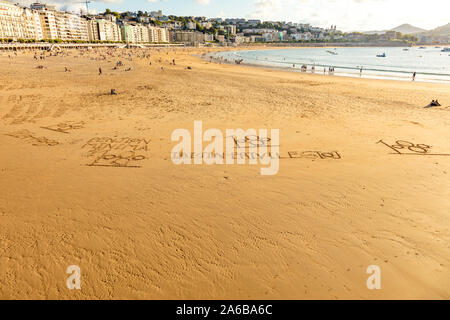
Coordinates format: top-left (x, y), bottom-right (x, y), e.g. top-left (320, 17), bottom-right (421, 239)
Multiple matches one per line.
top-left (98, 67), bottom-right (102, 75)
top-left (360, 66), bottom-right (363, 77)
top-left (412, 72), bottom-right (416, 81)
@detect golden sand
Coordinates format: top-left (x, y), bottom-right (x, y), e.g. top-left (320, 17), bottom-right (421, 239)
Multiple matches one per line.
top-left (0, 47), bottom-right (449, 299)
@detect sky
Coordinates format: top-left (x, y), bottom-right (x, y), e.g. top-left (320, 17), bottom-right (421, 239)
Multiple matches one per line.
top-left (16, 0), bottom-right (450, 32)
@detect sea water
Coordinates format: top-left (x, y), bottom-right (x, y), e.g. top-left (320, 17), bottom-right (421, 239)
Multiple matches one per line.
top-left (213, 47), bottom-right (450, 83)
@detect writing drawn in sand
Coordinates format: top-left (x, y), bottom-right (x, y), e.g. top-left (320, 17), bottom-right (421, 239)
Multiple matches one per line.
top-left (377, 140), bottom-right (450, 156)
top-left (229, 135), bottom-right (278, 149)
top-left (287, 151), bottom-right (341, 160)
top-left (82, 137), bottom-right (150, 168)
top-left (5, 130), bottom-right (59, 146)
top-left (183, 150), bottom-right (341, 160)
top-left (41, 121), bottom-right (85, 134)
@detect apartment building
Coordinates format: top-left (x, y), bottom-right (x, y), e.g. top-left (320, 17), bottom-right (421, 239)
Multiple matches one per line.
top-left (159, 27), bottom-right (169, 43)
top-left (168, 30), bottom-right (179, 43)
top-left (86, 19), bottom-right (99, 41)
top-left (186, 21), bottom-right (196, 30)
top-left (37, 9), bottom-right (89, 41)
top-left (23, 8), bottom-right (43, 40)
top-left (0, 1), bottom-right (89, 41)
top-left (30, 3), bottom-right (56, 11)
top-left (150, 10), bottom-right (163, 18)
top-left (149, 26), bottom-right (169, 43)
top-left (226, 25), bottom-right (237, 35)
top-left (53, 11), bottom-right (88, 41)
top-left (33, 4), bottom-right (88, 41)
top-left (291, 32), bottom-right (312, 41)
top-left (121, 24), bottom-right (142, 43)
top-left (98, 19), bottom-right (122, 42)
top-left (122, 23), bottom-right (169, 43)
top-left (1, 1), bottom-right (169, 44)
top-left (139, 25), bottom-right (150, 43)
top-left (0, 0), bottom-right (41, 40)
top-left (175, 31), bottom-right (209, 44)
top-left (37, 9), bottom-right (58, 39)
top-left (88, 18), bottom-right (122, 42)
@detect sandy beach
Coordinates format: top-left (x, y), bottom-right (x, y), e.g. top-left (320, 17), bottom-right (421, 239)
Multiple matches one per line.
top-left (0, 46), bottom-right (449, 299)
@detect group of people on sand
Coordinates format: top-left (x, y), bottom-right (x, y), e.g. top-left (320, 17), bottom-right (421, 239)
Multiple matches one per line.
top-left (36, 46), bottom-right (181, 76)
top-left (5, 52), bottom-right (18, 59)
top-left (291, 63), bottom-right (335, 75)
top-left (33, 53), bottom-right (45, 61)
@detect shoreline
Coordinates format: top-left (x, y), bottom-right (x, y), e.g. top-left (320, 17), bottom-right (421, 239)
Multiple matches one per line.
top-left (1, 42), bottom-right (448, 52)
top-left (203, 47), bottom-right (450, 84)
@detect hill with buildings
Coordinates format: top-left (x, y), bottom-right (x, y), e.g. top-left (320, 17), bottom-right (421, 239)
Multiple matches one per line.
top-left (415, 23), bottom-right (450, 43)
top-left (422, 23), bottom-right (450, 37)
top-left (361, 23), bottom-right (450, 43)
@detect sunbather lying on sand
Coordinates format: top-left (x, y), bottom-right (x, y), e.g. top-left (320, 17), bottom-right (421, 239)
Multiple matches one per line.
top-left (426, 100), bottom-right (441, 108)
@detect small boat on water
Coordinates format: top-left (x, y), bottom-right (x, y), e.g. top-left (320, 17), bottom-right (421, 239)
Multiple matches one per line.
top-left (419, 46), bottom-right (427, 49)
top-left (326, 50), bottom-right (338, 55)
top-left (441, 47), bottom-right (450, 52)
top-left (376, 53), bottom-right (386, 57)
top-left (402, 48), bottom-right (409, 51)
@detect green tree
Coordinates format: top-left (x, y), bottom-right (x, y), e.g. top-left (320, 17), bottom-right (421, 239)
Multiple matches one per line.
top-left (196, 22), bottom-right (205, 32)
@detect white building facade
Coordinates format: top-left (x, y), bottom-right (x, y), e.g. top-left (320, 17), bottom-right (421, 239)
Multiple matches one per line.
top-left (0, 1), bottom-right (171, 43)
top-left (122, 24), bottom-right (169, 43)
top-left (0, 0), bottom-right (42, 40)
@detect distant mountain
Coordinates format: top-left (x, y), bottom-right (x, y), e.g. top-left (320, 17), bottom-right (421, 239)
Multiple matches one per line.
top-left (422, 23), bottom-right (450, 37)
top-left (360, 24), bottom-right (426, 35)
top-left (390, 24), bottom-right (426, 34)
top-left (359, 23), bottom-right (450, 37)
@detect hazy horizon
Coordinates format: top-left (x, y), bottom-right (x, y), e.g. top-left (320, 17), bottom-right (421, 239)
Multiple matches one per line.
top-left (15, 0), bottom-right (449, 32)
